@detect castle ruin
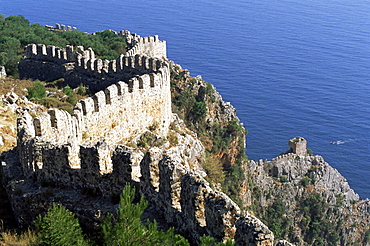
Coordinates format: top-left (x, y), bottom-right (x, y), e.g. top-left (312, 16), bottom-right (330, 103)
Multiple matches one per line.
top-left (288, 136), bottom-right (307, 156)
top-left (5, 27), bottom-right (276, 245)
top-left (17, 29), bottom-right (171, 178)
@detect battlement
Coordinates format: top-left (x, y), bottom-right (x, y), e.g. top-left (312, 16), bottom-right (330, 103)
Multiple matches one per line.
top-left (24, 44), bottom-right (75, 63)
top-left (75, 52), bottom-right (166, 74)
top-left (18, 63), bottom-right (171, 171)
top-left (45, 23), bottom-right (77, 31)
top-left (24, 43), bottom-right (167, 71)
top-left (21, 41), bottom-right (167, 91)
top-left (18, 29), bottom-right (171, 176)
top-left (118, 30), bottom-right (166, 59)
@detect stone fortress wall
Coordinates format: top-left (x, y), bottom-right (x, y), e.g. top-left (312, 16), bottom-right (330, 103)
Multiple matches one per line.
top-left (17, 27), bottom-right (171, 178)
top-left (44, 23), bottom-right (166, 60)
top-left (118, 30), bottom-right (167, 59)
top-left (12, 26), bottom-right (276, 245)
top-left (45, 23), bottom-right (77, 31)
top-left (19, 27), bottom-right (167, 91)
top-left (18, 67), bottom-right (171, 175)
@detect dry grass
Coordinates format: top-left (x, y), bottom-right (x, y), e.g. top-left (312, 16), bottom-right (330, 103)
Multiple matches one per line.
top-left (0, 107), bottom-right (17, 154)
top-left (0, 230), bottom-right (36, 246)
top-left (203, 153), bottom-right (225, 184)
top-left (0, 79), bottom-right (33, 98)
top-left (0, 77), bottom-right (91, 154)
top-left (167, 130), bottom-right (179, 147)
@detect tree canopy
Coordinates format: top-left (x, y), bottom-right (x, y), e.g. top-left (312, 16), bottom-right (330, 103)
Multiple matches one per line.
top-left (0, 14), bottom-right (127, 76)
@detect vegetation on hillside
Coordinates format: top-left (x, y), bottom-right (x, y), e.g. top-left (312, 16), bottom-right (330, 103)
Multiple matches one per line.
top-left (0, 185), bottom-right (234, 246)
top-left (0, 14), bottom-right (127, 76)
top-left (247, 166), bottom-right (370, 245)
top-left (27, 79), bottom-right (88, 114)
top-left (169, 65), bottom-right (247, 205)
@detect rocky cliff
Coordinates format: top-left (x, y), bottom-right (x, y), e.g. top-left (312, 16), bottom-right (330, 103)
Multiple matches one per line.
top-left (2, 108), bottom-right (274, 245)
top-left (240, 139), bottom-right (370, 245)
top-left (168, 65), bottom-right (370, 245)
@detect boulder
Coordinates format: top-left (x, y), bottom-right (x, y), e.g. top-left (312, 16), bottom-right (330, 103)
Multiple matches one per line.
top-left (0, 66), bottom-right (6, 79)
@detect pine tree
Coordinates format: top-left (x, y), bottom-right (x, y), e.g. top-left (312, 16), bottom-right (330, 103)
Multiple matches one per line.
top-left (102, 184), bottom-right (190, 246)
top-left (34, 203), bottom-right (89, 246)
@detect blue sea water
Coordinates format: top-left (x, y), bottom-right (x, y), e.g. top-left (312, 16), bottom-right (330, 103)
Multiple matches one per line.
top-left (2, 0), bottom-right (370, 199)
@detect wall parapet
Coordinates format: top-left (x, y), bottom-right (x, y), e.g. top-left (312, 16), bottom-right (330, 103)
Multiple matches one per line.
top-left (118, 30), bottom-right (166, 59)
top-left (12, 137), bottom-right (274, 245)
top-left (46, 23), bottom-right (77, 31)
top-left (18, 61), bottom-right (171, 175)
top-left (21, 42), bottom-right (168, 91)
top-left (24, 44), bottom-right (75, 63)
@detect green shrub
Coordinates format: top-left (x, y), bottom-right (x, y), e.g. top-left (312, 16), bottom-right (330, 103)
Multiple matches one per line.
top-left (299, 193), bottom-right (339, 245)
top-left (306, 148), bottom-right (313, 155)
top-left (27, 80), bottom-right (46, 100)
top-left (193, 101), bottom-right (207, 118)
top-left (279, 176), bottom-right (288, 183)
top-left (34, 203), bottom-right (89, 246)
top-left (300, 176), bottom-right (311, 187)
top-left (33, 97), bottom-right (60, 108)
top-left (167, 130), bottom-right (179, 146)
top-left (77, 83), bottom-right (87, 96)
top-left (137, 132), bottom-right (154, 148)
top-left (204, 152), bottom-right (225, 184)
top-left (263, 199), bottom-right (290, 239)
top-left (365, 229), bottom-right (370, 243)
top-left (58, 105), bottom-right (73, 115)
top-left (62, 85), bottom-right (77, 105)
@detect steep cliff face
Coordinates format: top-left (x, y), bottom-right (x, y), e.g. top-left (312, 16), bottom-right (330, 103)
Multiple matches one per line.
top-left (160, 64), bottom-right (370, 245)
top-left (169, 63), bottom-right (246, 168)
top-left (240, 140), bottom-right (370, 245)
top-left (169, 64), bottom-right (247, 206)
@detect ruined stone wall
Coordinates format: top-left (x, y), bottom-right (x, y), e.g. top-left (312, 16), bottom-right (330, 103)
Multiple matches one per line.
top-left (9, 125), bottom-right (275, 245)
top-left (11, 31), bottom-right (277, 245)
top-left (19, 44), bottom-right (75, 82)
top-left (18, 63), bottom-right (171, 174)
top-left (19, 42), bottom-right (167, 91)
top-left (45, 23), bottom-right (77, 31)
top-left (118, 30), bottom-right (167, 59)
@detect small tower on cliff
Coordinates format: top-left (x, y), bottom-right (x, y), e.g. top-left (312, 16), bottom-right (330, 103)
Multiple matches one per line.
top-left (288, 136), bottom-right (307, 155)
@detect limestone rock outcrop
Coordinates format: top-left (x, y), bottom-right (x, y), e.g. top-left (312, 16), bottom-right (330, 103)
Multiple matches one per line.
top-left (0, 66), bottom-right (6, 79)
top-left (241, 137), bottom-right (369, 245)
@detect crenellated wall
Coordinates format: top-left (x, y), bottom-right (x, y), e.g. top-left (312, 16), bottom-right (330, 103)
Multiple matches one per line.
top-left (46, 23), bottom-right (77, 31)
top-left (24, 44), bottom-right (76, 63)
top-left (17, 30), bottom-right (171, 177)
top-left (8, 135), bottom-right (275, 245)
top-left (19, 41), bottom-right (167, 91)
top-left (118, 30), bottom-right (167, 59)
top-left (18, 63), bottom-right (171, 174)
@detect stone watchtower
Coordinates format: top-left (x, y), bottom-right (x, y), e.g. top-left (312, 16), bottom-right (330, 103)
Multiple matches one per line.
top-left (288, 136), bottom-right (307, 155)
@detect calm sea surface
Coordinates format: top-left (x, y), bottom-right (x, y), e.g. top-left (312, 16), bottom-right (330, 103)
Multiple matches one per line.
top-left (2, 0), bottom-right (370, 199)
